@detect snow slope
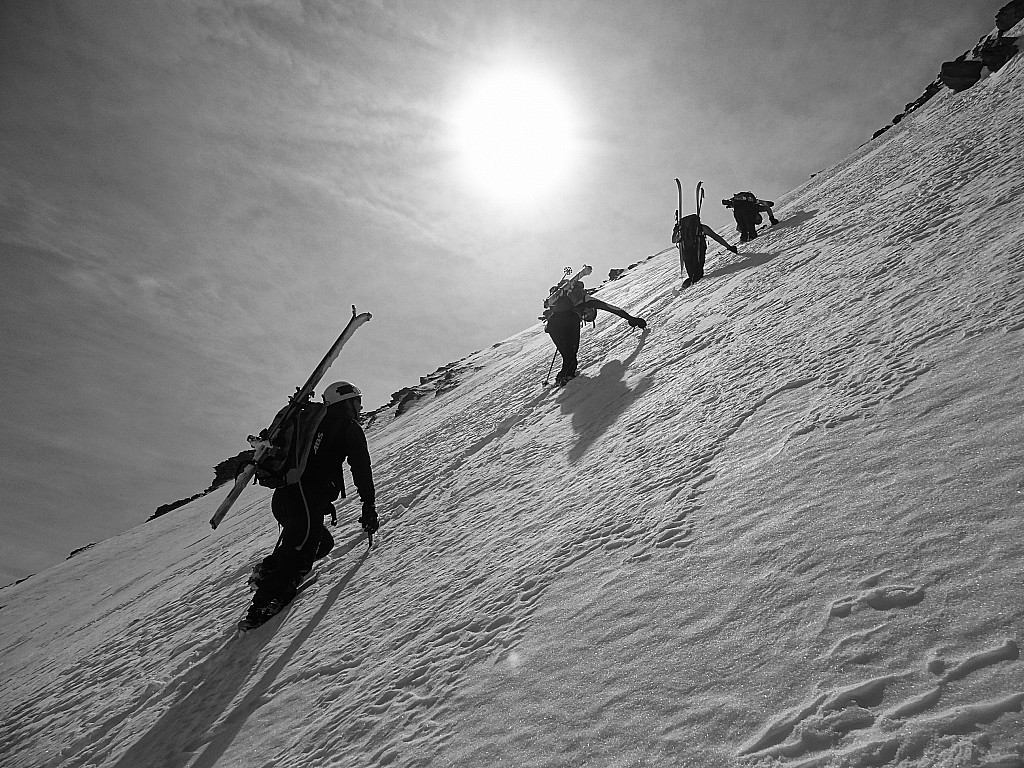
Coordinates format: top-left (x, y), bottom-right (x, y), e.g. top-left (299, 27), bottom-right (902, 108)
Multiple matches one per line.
top-left (3, 26), bottom-right (1024, 768)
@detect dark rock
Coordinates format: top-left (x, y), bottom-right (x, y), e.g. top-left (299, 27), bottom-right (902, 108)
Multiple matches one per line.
top-left (68, 543), bottom-right (97, 559)
top-left (979, 36), bottom-right (1019, 71)
top-left (148, 493), bottom-right (204, 521)
top-left (996, 0), bottom-right (1024, 32)
top-left (939, 60), bottom-right (984, 92)
top-left (207, 450), bottom-right (254, 492)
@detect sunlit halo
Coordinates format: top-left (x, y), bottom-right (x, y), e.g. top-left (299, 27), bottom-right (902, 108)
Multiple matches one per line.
top-left (452, 66), bottom-right (577, 205)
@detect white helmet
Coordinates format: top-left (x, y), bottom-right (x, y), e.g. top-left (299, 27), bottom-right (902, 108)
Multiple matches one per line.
top-left (323, 381), bottom-right (362, 405)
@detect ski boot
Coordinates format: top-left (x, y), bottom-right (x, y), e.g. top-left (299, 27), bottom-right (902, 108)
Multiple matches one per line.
top-left (554, 371), bottom-right (576, 387)
top-left (247, 562), bottom-right (269, 592)
top-left (237, 597), bottom-right (286, 632)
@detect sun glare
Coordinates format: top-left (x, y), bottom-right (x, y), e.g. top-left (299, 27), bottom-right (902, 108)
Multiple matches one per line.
top-left (452, 66), bottom-right (578, 206)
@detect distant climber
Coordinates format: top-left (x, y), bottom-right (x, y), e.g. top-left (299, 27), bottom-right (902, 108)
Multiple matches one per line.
top-left (672, 212), bottom-right (737, 286)
top-left (673, 179), bottom-right (738, 288)
top-left (543, 277), bottom-right (646, 387)
top-left (722, 192), bottom-right (779, 243)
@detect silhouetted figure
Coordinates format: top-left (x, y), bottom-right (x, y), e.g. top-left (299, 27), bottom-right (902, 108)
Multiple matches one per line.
top-left (544, 281), bottom-right (646, 387)
top-left (723, 192), bottom-right (779, 242)
top-left (673, 213), bottom-right (737, 286)
top-left (240, 381), bottom-right (376, 631)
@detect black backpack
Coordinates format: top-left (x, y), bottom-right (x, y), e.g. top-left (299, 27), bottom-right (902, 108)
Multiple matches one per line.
top-left (731, 191), bottom-right (762, 224)
top-left (542, 265), bottom-right (599, 325)
top-left (673, 180), bottom-right (707, 279)
top-left (673, 213), bottom-right (707, 266)
top-left (254, 401), bottom-right (329, 488)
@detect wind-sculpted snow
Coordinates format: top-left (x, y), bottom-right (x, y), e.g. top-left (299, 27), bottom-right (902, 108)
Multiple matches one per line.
top-left (3, 21), bottom-right (1024, 768)
top-left (739, 633), bottom-right (1022, 765)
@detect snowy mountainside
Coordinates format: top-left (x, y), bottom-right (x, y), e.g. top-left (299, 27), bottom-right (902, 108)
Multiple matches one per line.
top-left (2, 26), bottom-right (1024, 768)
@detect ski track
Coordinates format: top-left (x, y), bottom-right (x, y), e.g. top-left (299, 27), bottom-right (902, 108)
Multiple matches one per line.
top-left (2, 22), bottom-right (1024, 768)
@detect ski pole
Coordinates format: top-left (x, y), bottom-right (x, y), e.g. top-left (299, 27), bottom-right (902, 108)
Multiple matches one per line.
top-left (543, 349), bottom-right (558, 385)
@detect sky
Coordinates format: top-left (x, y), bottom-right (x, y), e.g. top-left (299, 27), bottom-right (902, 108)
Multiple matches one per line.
top-left (2, 36), bottom-right (1023, 763)
top-left (0, 0), bottom-right (1007, 584)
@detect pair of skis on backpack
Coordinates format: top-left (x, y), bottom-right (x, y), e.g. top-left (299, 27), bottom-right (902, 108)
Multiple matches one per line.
top-left (675, 178), bottom-right (707, 290)
top-left (210, 306), bottom-right (373, 532)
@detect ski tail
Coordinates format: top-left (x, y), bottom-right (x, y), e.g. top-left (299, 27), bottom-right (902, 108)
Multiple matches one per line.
top-left (210, 463), bottom-right (258, 530)
top-left (675, 178), bottom-right (682, 221)
top-left (695, 181), bottom-right (704, 220)
top-left (210, 305), bottom-right (372, 529)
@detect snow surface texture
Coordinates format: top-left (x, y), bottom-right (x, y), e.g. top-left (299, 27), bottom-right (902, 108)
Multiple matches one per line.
top-left (3, 26), bottom-right (1024, 768)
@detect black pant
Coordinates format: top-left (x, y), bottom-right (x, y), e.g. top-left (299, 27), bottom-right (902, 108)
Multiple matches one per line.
top-left (546, 310), bottom-right (581, 379)
top-left (731, 202), bottom-right (759, 241)
top-left (679, 242), bottom-right (706, 282)
top-left (254, 483), bottom-right (335, 606)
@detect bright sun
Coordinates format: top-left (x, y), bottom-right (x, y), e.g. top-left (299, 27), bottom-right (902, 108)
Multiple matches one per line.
top-left (452, 66), bottom-right (578, 206)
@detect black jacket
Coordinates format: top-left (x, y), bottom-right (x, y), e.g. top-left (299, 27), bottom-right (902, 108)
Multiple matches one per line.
top-left (303, 405), bottom-right (375, 506)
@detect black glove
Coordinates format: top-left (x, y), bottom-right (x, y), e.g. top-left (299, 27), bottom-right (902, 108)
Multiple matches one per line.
top-left (359, 502), bottom-right (378, 535)
top-left (629, 316), bottom-right (647, 329)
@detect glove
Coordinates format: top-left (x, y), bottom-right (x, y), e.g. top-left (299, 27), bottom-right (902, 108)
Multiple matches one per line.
top-left (728, 245), bottom-right (739, 254)
top-left (629, 316), bottom-right (647, 330)
top-left (359, 502), bottom-right (378, 535)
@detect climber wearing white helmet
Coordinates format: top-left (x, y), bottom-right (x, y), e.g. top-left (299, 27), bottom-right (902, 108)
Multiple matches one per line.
top-left (241, 379), bottom-right (376, 630)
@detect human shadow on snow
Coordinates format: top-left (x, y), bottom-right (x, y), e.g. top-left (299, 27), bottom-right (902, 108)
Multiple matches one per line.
top-left (709, 250), bottom-right (781, 279)
top-left (771, 209), bottom-right (818, 230)
top-left (705, 210), bottom-right (817, 279)
top-left (560, 330), bottom-right (652, 464)
top-left (112, 548), bottom-right (369, 768)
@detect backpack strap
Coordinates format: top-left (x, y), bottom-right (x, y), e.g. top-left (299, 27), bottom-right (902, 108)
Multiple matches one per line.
top-left (283, 404), bottom-right (329, 485)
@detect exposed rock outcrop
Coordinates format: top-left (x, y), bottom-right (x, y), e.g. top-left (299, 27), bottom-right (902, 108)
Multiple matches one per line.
top-left (939, 58), bottom-right (985, 92)
top-left (977, 35), bottom-right (1019, 71)
top-left (996, 0), bottom-right (1024, 32)
top-left (868, 6), bottom-right (1021, 142)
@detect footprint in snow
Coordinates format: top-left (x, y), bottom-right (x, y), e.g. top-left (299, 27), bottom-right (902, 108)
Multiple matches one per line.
top-left (739, 639), bottom-right (1023, 765)
top-left (828, 584), bottom-right (925, 618)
